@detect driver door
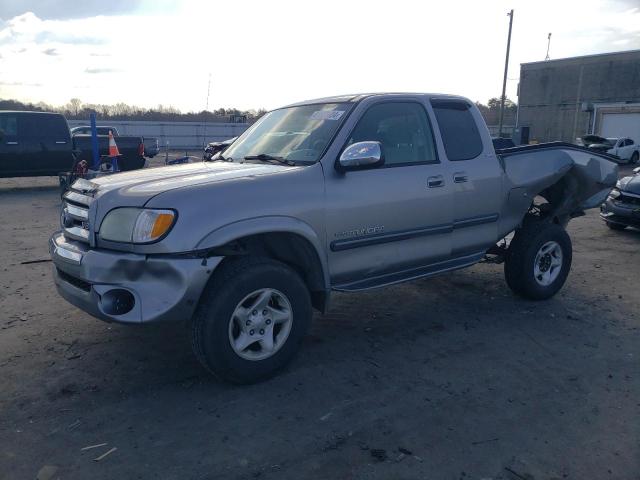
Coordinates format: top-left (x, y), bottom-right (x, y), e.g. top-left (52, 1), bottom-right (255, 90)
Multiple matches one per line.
top-left (324, 101), bottom-right (454, 287)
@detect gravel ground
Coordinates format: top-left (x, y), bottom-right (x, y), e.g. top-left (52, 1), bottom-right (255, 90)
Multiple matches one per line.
top-left (0, 167), bottom-right (638, 480)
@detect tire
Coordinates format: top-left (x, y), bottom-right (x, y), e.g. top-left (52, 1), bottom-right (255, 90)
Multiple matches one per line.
top-left (606, 221), bottom-right (627, 231)
top-left (504, 221), bottom-right (572, 300)
top-left (631, 152), bottom-right (639, 165)
top-left (191, 257), bottom-right (312, 384)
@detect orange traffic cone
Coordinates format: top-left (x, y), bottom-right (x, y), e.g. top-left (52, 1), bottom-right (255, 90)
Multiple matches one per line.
top-left (108, 130), bottom-right (121, 157)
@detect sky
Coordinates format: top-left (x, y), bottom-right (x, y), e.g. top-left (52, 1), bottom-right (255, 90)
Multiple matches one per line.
top-left (0, 0), bottom-right (639, 112)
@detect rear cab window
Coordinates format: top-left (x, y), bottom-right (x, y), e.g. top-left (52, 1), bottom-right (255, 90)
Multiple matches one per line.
top-left (20, 114), bottom-right (70, 141)
top-left (431, 99), bottom-right (483, 161)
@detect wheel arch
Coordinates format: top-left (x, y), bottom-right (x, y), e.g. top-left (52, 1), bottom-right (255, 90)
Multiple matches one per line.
top-left (196, 217), bottom-right (330, 312)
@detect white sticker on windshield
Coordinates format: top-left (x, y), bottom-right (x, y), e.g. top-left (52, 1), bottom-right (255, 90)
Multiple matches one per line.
top-left (310, 110), bottom-right (345, 121)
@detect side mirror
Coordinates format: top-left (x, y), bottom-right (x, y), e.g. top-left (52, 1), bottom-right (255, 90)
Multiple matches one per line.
top-left (337, 141), bottom-right (384, 171)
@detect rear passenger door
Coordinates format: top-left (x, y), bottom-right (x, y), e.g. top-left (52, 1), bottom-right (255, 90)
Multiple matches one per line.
top-left (430, 99), bottom-right (503, 256)
top-left (324, 100), bottom-right (454, 286)
top-left (20, 114), bottom-right (73, 175)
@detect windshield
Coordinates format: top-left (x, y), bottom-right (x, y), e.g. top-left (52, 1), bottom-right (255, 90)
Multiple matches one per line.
top-left (221, 103), bottom-right (352, 164)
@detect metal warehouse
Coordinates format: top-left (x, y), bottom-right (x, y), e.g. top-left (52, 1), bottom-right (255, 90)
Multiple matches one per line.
top-left (516, 49), bottom-right (640, 144)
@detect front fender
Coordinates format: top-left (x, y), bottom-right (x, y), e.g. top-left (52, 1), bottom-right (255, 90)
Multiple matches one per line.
top-left (196, 215), bottom-right (329, 289)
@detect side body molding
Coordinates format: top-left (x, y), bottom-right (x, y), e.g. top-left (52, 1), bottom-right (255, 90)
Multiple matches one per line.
top-left (195, 215), bottom-right (330, 289)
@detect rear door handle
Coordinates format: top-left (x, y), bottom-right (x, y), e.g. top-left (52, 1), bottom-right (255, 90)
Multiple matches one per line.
top-left (453, 172), bottom-right (468, 183)
top-left (427, 175), bottom-right (444, 188)
top-left (55, 141), bottom-right (67, 144)
top-left (6, 141), bottom-right (18, 145)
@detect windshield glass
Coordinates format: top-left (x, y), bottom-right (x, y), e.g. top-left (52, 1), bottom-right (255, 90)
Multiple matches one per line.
top-left (221, 103), bottom-right (351, 164)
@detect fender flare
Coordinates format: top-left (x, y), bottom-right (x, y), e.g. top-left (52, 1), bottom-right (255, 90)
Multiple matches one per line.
top-left (195, 215), bottom-right (330, 289)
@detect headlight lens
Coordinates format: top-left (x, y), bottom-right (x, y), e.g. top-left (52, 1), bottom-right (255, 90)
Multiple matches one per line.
top-left (609, 188), bottom-right (621, 199)
top-left (99, 208), bottom-right (176, 243)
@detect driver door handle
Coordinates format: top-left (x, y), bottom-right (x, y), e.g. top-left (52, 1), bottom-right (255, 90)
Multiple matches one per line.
top-left (453, 172), bottom-right (468, 183)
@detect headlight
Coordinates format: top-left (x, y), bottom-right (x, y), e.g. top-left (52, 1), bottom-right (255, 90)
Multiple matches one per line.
top-left (99, 208), bottom-right (176, 243)
top-left (608, 188), bottom-right (621, 199)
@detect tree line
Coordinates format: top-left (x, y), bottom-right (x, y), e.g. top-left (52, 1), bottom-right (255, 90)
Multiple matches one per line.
top-left (0, 98), bottom-right (267, 123)
top-left (0, 96), bottom-right (517, 125)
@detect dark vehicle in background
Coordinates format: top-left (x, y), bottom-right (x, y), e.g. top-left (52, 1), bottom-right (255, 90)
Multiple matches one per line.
top-left (0, 111), bottom-right (146, 178)
top-left (71, 125), bottom-right (160, 159)
top-left (492, 137), bottom-right (516, 150)
top-left (203, 137), bottom-right (236, 160)
top-left (600, 167), bottom-right (640, 230)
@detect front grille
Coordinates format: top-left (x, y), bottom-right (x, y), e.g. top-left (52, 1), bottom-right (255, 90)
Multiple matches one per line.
top-left (62, 189), bottom-right (93, 243)
top-left (57, 268), bottom-right (91, 292)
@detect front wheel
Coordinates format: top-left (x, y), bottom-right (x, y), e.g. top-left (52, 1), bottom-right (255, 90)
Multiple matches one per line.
top-left (630, 152), bottom-right (639, 165)
top-left (504, 222), bottom-right (572, 300)
top-left (191, 257), bottom-right (312, 384)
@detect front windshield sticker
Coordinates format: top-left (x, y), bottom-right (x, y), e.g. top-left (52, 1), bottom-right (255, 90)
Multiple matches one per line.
top-left (310, 110), bottom-right (345, 121)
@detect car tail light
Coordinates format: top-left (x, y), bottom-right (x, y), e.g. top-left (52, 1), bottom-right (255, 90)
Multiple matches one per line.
top-left (138, 142), bottom-right (145, 156)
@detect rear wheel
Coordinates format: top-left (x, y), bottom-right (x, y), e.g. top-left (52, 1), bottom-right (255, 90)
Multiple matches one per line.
top-left (191, 257), bottom-right (312, 384)
top-left (505, 221), bottom-right (572, 300)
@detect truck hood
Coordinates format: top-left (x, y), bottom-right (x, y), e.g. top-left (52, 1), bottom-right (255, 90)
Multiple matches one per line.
top-left (618, 174), bottom-right (640, 195)
top-left (83, 161), bottom-right (294, 204)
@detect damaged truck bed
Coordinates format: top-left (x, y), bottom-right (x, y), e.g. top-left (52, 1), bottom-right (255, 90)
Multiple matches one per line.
top-left (50, 93), bottom-right (618, 383)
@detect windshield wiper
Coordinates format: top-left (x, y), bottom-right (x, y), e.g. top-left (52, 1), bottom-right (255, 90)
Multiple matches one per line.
top-left (243, 154), bottom-right (296, 166)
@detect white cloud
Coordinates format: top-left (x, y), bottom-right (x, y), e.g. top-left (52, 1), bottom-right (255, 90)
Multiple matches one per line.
top-left (0, 1), bottom-right (638, 112)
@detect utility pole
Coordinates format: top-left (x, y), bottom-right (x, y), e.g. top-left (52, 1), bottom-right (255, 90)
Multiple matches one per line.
top-left (545, 33), bottom-right (552, 61)
top-left (498, 9), bottom-right (514, 138)
top-left (203, 73), bottom-right (211, 149)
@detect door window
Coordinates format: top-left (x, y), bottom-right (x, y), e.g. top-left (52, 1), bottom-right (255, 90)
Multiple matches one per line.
top-left (21, 114), bottom-right (69, 140)
top-left (347, 102), bottom-right (437, 166)
top-left (0, 115), bottom-right (18, 139)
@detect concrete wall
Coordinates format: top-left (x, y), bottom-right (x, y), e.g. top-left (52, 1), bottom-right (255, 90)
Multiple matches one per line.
top-left (67, 120), bottom-right (250, 150)
top-left (517, 49), bottom-right (640, 143)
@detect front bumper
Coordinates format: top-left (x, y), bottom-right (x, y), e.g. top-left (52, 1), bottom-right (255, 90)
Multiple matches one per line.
top-left (50, 231), bottom-right (222, 324)
top-left (600, 198), bottom-right (640, 228)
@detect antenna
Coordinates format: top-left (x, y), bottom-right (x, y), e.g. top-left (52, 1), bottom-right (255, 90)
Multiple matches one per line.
top-left (545, 33), bottom-right (552, 61)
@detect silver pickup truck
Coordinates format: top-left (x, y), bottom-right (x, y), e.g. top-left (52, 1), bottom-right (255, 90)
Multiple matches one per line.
top-left (50, 93), bottom-right (617, 383)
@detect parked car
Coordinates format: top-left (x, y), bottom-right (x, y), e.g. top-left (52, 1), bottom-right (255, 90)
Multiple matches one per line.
top-left (0, 111), bottom-right (146, 178)
top-left (492, 137), bottom-right (516, 150)
top-left (50, 93), bottom-right (617, 383)
top-left (203, 137), bottom-right (236, 160)
top-left (600, 166), bottom-right (640, 230)
top-left (71, 125), bottom-right (159, 159)
top-left (582, 135), bottom-right (640, 164)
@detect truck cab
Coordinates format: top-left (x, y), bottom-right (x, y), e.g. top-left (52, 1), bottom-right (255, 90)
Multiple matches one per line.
top-left (0, 111), bottom-right (74, 177)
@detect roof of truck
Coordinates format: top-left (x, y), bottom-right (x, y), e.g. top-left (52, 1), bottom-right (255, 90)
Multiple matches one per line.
top-left (284, 92), bottom-right (470, 108)
top-left (0, 110), bottom-right (62, 115)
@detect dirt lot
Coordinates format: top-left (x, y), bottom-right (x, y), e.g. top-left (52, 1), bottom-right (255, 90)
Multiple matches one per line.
top-left (0, 168), bottom-right (639, 480)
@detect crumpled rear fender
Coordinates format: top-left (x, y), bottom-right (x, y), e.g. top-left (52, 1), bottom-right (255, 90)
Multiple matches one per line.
top-left (499, 143), bottom-right (618, 235)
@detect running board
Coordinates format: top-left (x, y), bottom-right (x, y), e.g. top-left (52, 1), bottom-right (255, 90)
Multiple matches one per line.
top-left (332, 252), bottom-right (485, 292)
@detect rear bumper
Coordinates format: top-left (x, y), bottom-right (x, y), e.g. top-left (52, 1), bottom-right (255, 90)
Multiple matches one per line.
top-left (600, 198), bottom-right (640, 227)
top-left (50, 231), bottom-right (222, 324)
